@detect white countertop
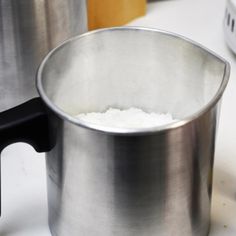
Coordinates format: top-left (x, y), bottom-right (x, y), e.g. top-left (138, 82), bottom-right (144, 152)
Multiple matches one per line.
top-left (1, 0), bottom-right (236, 235)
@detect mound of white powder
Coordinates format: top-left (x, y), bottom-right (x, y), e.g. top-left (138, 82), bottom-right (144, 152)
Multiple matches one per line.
top-left (76, 108), bottom-right (176, 128)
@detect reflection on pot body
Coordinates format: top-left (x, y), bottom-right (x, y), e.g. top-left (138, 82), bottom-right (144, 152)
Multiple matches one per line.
top-left (36, 28), bottom-right (229, 236)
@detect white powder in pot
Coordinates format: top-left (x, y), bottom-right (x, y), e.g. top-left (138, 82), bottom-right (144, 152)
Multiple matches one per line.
top-left (76, 108), bottom-right (176, 128)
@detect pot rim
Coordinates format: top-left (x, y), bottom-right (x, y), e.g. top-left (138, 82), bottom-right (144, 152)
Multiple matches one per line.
top-left (36, 26), bottom-right (230, 135)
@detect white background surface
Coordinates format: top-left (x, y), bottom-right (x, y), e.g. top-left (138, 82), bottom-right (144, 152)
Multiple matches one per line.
top-left (1, 0), bottom-right (236, 235)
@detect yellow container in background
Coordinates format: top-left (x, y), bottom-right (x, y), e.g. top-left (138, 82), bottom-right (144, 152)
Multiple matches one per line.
top-left (87, 0), bottom-right (146, 30)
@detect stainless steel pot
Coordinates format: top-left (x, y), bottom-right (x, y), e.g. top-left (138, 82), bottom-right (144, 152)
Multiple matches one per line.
top-left (0, 27), bottom-right (230, 236)
top-left (0, 0), bottom-right (87, 112)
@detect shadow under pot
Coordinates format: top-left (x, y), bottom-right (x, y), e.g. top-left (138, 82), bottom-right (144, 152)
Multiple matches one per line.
top-left (0, 27), bottom-right (230, 236)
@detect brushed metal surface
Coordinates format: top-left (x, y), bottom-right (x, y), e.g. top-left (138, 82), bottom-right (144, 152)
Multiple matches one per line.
top-left (0, 0), bottom-right (87, 112)
top-left (37, 28), bottom-right (230, 236)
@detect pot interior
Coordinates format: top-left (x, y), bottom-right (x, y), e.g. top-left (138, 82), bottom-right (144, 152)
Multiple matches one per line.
top-left (39, 28), bottom-right (227, 123)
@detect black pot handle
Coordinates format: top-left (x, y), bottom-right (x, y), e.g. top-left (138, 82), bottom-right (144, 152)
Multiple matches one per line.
top-left (0, 97), bottom-right (52, 215)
